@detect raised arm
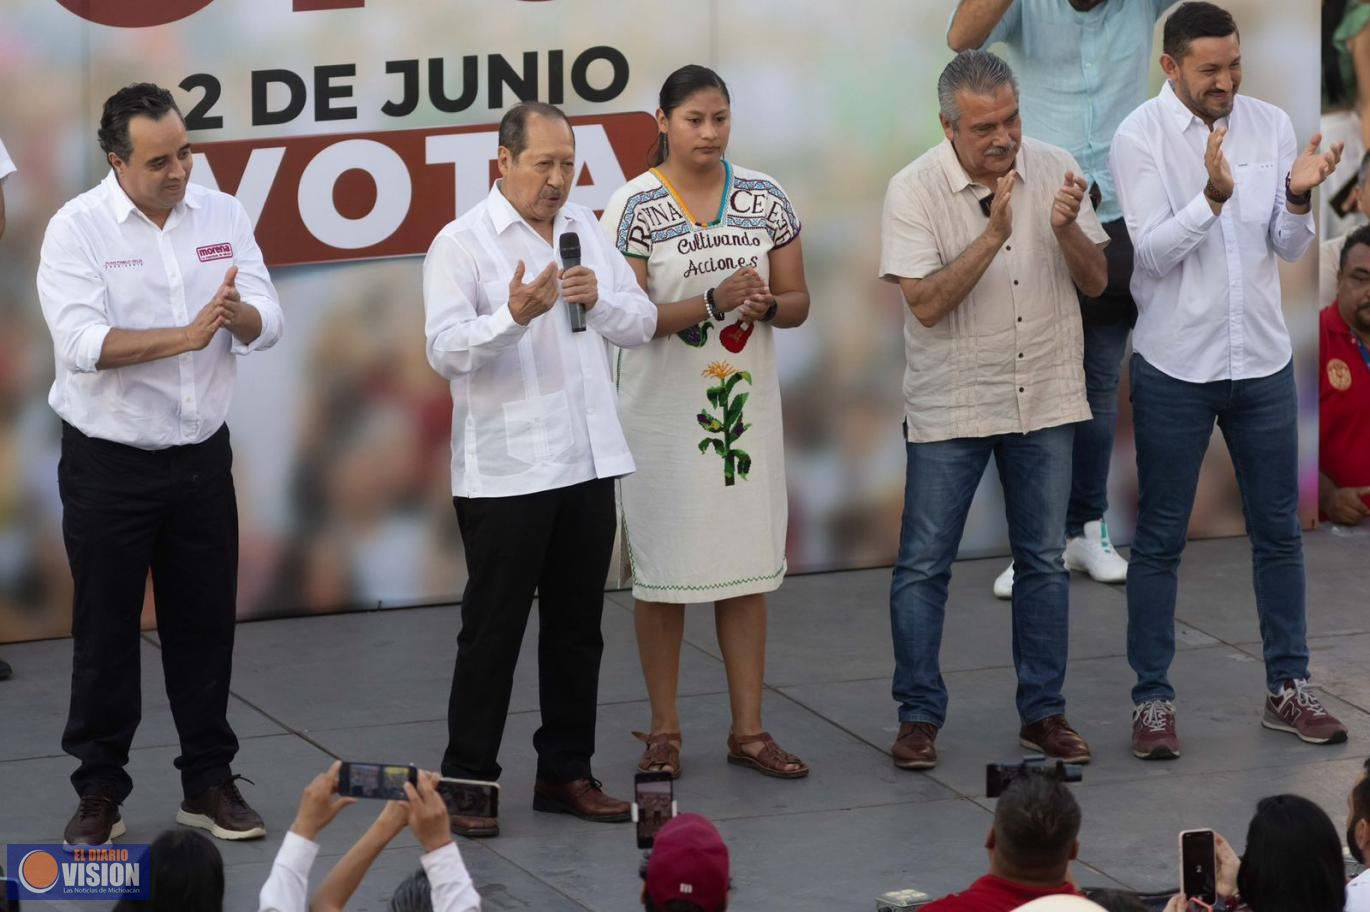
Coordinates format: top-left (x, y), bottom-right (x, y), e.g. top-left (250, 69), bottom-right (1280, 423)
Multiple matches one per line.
top-left (947, 0), bottom-right (1017, 51)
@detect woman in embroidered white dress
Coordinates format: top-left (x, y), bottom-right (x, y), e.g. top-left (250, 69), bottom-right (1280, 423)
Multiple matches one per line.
top-left (600, 65), bottom-right (811, 779)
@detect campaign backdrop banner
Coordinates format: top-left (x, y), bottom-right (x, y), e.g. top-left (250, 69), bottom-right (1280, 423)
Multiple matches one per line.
top-left (0, 0), bottom-right (1321, 640)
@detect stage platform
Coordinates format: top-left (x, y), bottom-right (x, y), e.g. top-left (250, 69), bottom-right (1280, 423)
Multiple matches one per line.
top-left (2, 531), bottom-right (1367, 911)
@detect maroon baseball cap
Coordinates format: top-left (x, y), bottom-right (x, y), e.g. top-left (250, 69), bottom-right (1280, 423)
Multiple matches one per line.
top-left (645, 813), bottom-right (730, 911)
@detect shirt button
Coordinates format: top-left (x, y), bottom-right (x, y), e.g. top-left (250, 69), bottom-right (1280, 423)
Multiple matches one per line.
top-left (1013, 280), bottom-right (1020, 286)
top-left (1006, 245), bottom-right (1013, 251)
top-left (1018, 352), bottom-right (1024, 359)
top-left (1018, 387), bottom-right (1025, 393)
top-left (1017, 317), bottom-right (1023, 323)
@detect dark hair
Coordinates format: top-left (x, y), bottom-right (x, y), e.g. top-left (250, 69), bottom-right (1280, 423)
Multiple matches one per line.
top-left (497, 101), bottom-right (571, 161)
top-left (1162, 2), bottom-right (1239, 60)
top-left (111, 829), bottom-right (223, 912)
top-left (98, 83), bottom-right (181, 164)
top-left (1325, 0), bottom-right (1351, 107)
top-left (1349, 758), bottom-right (1370, 865)
top-left (1340, 223), bottom-right (1370, 273)
top-left (1086, 889), bottom-right (1149, 912)
top-left (390, 868), bottom-right (432, 912)
top-left (651, 65), bottom-right (731, 168)
top-left (643, 898), bottom-right (711, 912)
top-left (1237, 795), bottom-right (1345, 912)
top-left (992, 775), bottom-right (1081, 876)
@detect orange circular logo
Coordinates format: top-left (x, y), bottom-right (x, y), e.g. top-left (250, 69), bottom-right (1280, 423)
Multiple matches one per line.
top-left (19, 850), bottom-right (60, 893)
top-left (54, 0), bottom-right (215, 28)
top-left (1328, 358), bottom-right (1353, 391)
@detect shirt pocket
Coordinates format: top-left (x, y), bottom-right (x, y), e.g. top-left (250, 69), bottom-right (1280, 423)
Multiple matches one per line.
top-left (502, 389), bottom-right (574, 466)
top-left (1236, 161), bottom-right (1277, 223)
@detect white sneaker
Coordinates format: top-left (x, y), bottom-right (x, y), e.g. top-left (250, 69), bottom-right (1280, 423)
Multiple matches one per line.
top-left (1064, 520), bottom-right (1127, 583)
top-left (992, 562), bottom-right (1014, 599)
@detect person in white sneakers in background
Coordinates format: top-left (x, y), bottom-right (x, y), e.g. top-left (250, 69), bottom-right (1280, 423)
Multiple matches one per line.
top-left (945, 0), bottom-right (1156, 601)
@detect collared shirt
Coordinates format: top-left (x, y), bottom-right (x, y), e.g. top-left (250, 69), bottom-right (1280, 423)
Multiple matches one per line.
top-left (1110, 82), bottom-right (1315, 383)
top-left (1319, 304), bottom-right (1370, 516)
top-left (256, 831), bottom-right (481, 912)
top-left (0, 137), bottom-right (14, 181)
top-left (966, 0), bottom-right (1172, 223)
top-left (921, 875), bottom-right (1080, 912)
top-left (879, 137), bottom-right (1106, 443)
top-left (423, 181), bottom-right (657, 498)
top-left (1348, 868), bottom-right (1370, 912)
top-left (37, 170), bottom-right (283, 449)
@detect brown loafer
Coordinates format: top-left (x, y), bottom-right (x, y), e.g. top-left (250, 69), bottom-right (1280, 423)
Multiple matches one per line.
top-left (532, 778), bottom-right (631, 822)
top-left (892, 721), bottom-right (938, 770)
top-left (1019, 715), bottom-right (1091, 764)
top-left (726, 731), bottom-right (809, 779)
top-left (449, 813), bottom-right (499, 838)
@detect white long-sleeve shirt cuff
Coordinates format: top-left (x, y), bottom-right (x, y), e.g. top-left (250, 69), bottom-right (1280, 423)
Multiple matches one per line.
top-left (1175, 191), bottom-right (1219, 234)
top-left (420, 841), bottom-right (481, 912)
top-left (73, 323), bottom-right (112, 373)
top-left (257, 831), bottom-right (320, 912)
top-left (231, 301), bottom-right (284, 355)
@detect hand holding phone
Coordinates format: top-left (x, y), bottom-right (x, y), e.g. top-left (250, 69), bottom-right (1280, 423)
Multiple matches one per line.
top-left (290, 760), bottom-right (357, 840)
top-left (1180, 828), bottom-right (1217, 906)
top-left (337, 762), bottom-right (418, 801)
top-left (632, 771), bottom-right (676, 849)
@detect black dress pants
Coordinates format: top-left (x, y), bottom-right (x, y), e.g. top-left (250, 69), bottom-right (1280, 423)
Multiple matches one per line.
top-left (441, 477), bottom-right (616, 784)
top-left (58, 422), bottom-right (240, 803)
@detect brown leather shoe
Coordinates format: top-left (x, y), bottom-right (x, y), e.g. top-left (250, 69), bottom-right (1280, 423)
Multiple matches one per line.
top-left (64, 795), bottom-right (126, 849)
top-left (440, 782), bottom-right (499, 838)
top-left (891, 721), bottom-right (938, 770)
top-left (532, 778), bottom-right (631, 822)
top-left (1019, 715), bottom-right (1091, 764)
top-left (177, 775), bottom-right (267, 840)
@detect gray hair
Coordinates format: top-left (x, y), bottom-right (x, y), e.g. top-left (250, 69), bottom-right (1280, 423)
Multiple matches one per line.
top-left (937, 50), bottom-right (1018, 124)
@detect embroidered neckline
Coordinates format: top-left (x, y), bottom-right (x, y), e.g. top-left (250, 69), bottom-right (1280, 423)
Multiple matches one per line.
top-left (651, 161), bottom-right (732, 229)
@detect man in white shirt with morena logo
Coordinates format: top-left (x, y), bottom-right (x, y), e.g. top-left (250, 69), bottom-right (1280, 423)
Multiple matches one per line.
top-left (37, 83), bottom-right (282, 848)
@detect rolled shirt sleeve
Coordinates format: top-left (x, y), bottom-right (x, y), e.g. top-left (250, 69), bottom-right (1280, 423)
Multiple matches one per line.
top-left (423, 231), bottom-right (528, 379)
top-left (37, 215), bottom-right (113, 374)
top-left (229, 200), bottom-right (284, 355)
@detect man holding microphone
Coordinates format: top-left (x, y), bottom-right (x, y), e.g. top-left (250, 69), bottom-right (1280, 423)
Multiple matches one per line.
top-left (37, 83), bottom-right (282, 846)
top-left (423, 101), bottom-right (656, 837)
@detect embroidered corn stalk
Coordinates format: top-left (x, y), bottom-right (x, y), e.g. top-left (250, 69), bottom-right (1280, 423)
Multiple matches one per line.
top-left (697, 361), bottom-right (753, 486)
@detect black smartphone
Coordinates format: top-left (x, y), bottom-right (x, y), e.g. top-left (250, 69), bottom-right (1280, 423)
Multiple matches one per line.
top-left (437, 777), bottom-right (500, 819)
top-left (337, 762), bottom-right (417, 800)
top-left (633, 770), bottom-right (675, 850)
top-left (1180, 828), bottom-right (1217, 905)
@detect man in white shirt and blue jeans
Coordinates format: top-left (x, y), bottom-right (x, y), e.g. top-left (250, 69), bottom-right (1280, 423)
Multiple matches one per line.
top-left (37, 83), bottom-right (283, 846)
top-left (1110, 2), bottom-right (1348, 760)
top-left (423, 101), bottom-right (656, 837)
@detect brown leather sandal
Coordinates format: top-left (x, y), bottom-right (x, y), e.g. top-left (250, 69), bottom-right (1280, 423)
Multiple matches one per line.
top-left (726, 731), bottom-right (809, 779)
top-left (633, 731), bottom-right (682, 779)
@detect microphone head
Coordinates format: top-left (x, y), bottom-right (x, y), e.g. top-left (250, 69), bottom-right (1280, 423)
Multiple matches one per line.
top-left (559, 232), bottom-right (581, 260)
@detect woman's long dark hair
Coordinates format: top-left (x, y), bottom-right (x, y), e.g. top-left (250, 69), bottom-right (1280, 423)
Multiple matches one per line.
top-left (650, 65), bottom-right (731, 168)
top-left (1325, 0), bottom-right (1351, 106)
top-left (111, 830), bottom-right (224, 912)
top-left (1236, 794), bottom-right (1346, 912)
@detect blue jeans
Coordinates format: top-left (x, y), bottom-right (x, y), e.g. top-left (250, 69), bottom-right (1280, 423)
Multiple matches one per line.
top-left (1067, 318), bottom-right (1132, 536)
top-left (890, 424), bottom-right (1074, 727)
top-left (1127, 355), bottom-right (1309, 704)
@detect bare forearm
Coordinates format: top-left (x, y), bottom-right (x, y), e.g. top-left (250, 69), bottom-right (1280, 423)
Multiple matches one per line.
top-left (948, 0), bottom-right (1014, 50)
top-left (96, 327), bottom-right (195, 370)
top-left (903, 230), bottom-right (1004, 327)
top-left (1055, 224), bottom-right (1108, 297)
top-left (653, 295), bottom-right (711, 338)
top-left (229, 302), bottom-right (263, 345)
top-left (310, 827), bottom-right (392, 912)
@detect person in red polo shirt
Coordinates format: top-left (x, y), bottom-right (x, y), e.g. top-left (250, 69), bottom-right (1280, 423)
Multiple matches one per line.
top-left (921, 775), bottom-right (1082, 912)
top-left (1321, 224), bottom-right (1370, 527)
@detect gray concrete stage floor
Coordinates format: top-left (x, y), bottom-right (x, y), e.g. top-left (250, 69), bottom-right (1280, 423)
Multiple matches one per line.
top-left (2, 530), bottom-right (1367, 911)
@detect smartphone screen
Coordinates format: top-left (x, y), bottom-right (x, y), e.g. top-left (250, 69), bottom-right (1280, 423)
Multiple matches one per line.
top-left (1181, 829), bottom-right (1217, 905)
top-left (437, 778), bottom-right (499, 819)
top-left (634, 771), bottom-right (674, 849)
top-left (338, 762), bottom-right (416, 800)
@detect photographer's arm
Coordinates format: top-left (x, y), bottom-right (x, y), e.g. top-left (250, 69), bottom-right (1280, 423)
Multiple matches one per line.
top-left (309, 802), bottom-right (409, 912)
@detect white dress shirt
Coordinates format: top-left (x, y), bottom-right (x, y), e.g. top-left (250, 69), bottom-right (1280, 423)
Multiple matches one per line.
top-left (1348, 867), bottom-right (1370, 912)
top-left (0, 137), bottom-right (14, 181)
top-left (423, 181), bottom-right (657, 499)
top-left (37, 169), bottom-right (283, 449)
top-left (256, 831), bottom-right (481, 912)
top-left (1110, 82), bottom-right (1315, 383)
